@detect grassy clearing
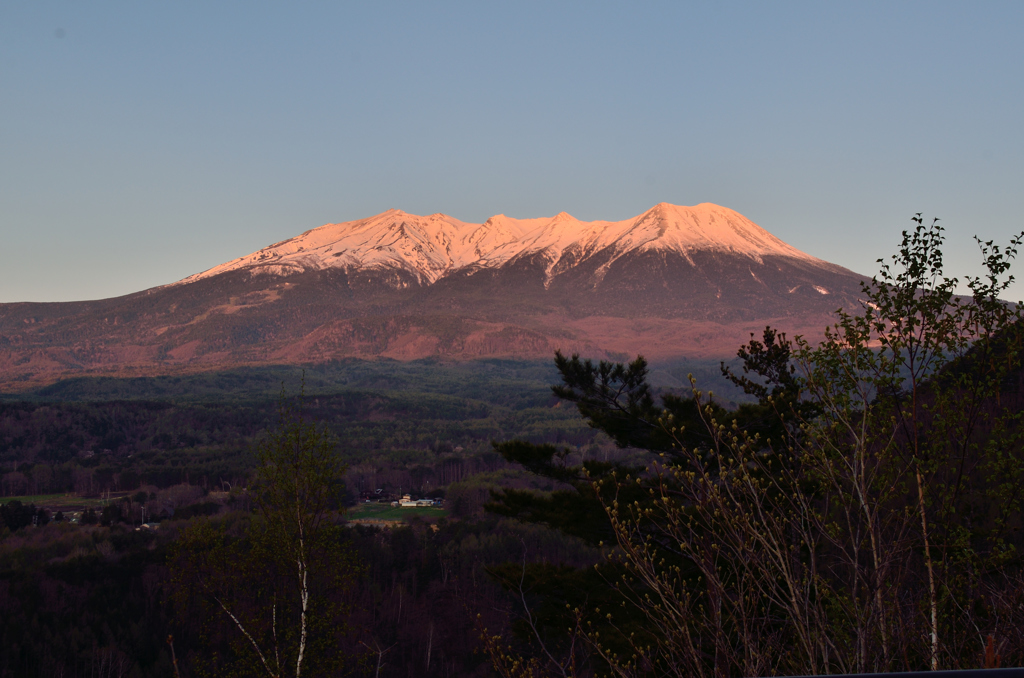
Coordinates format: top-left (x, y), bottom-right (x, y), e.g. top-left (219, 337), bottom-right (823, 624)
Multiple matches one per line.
top-left (347, 503), bottom-right (446, 522)
top-left (2, 495), bottom-right (446, 520)
top-left (1, 493), bottom-right (129, 511)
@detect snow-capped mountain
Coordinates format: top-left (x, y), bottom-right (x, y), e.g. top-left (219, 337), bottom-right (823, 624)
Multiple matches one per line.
top-left (178, 203), bottom-right (825, 287)
top-left (0, 203), bottom-right (868, 388)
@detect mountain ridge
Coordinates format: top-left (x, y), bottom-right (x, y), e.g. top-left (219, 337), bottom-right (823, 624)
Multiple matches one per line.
top-left (175, 202), bottom-right (830, 288)
top-left (0, 203), bottom-right (868, 390)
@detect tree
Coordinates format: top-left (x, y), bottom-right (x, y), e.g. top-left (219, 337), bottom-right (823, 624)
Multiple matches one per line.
top-left (80, 507), bottom-right (98, 525)
top-left (100, 503), bottom-right (122, 527)
top-left (490, 215), bottom-right (1024, 675)
top-left (171, 386), bottom-right (360, 678)
top-left (1, 500), bottom-right (42, 531)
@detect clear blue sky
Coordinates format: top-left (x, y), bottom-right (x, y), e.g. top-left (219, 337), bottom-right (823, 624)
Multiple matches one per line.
top-left (2, 1), bottom-right (1023, 302)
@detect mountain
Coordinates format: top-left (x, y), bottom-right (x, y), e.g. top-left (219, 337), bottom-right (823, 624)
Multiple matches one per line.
top-left (178, 203), bottom-right (821, 286)
top-left (0, 203), bottom-right (868, 389)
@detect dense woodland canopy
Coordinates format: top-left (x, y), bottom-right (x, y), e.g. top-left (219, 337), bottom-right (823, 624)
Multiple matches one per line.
top-left (3, 218), bottom-right (1024, 677)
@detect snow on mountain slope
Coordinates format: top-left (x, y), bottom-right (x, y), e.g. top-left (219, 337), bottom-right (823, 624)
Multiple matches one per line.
top-left (0, 202), bottom-right (873, 387)
top-left (177, 203), bottom-right (824, 286)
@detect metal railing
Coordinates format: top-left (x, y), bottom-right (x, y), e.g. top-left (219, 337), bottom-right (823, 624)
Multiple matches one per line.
top-left (784, 670), bottom-right (1024, 678)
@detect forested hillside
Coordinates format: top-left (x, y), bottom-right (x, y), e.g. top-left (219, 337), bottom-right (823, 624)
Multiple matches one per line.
top-left (0, 358), bottom-right (647, 677)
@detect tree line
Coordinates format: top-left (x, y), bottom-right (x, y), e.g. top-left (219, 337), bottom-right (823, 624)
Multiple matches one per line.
top-left (485, 217), bottom-right (1024, 675)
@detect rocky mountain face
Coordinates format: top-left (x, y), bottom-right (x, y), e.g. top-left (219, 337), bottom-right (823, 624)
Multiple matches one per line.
top-left (0, 203), bottom-right (869, 389)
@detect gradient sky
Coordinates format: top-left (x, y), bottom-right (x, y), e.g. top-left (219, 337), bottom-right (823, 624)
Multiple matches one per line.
top-left (3, 1), bottom-right (1023, 303)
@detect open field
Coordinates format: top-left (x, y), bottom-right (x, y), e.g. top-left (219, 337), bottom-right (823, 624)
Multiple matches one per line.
top-left (2, 494), bottom-right (448, 522)
top-left (1, 493), bottom-right (130, 511)
top-left (347, 502), bottom-right (446, 523)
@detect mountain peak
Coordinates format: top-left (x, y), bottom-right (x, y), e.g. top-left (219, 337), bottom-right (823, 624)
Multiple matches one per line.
top-left (176, 202), bottom-right (821, 286)
top-left (0, 202), bottom-right (869, 383)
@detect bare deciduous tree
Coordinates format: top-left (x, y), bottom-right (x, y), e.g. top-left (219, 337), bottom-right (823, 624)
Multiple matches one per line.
top-left (172, 385), bottom-right (360, 677)
top-left (498, 217), bottom-right (1024, 677)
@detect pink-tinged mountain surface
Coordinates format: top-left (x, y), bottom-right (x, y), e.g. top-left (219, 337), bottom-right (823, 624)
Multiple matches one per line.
top-left (178, 203), bottom-right (822, 286)
top-left (0, 203), bottom-right (868, 389)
